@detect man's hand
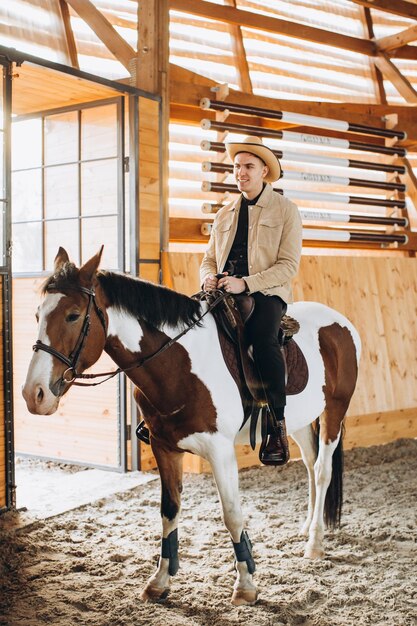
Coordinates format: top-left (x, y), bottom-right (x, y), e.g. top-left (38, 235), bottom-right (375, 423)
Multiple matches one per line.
top-left (218, 274), bottom-right (247, 294)
top-left (203, 274), bottom-right (219, 291)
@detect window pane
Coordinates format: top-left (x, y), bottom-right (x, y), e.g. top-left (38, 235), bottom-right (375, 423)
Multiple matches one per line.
top-left (82, 216), bottom-right (117, 269)
top-left (12, 169), bottom-right (42, 221)
top-left (81, 159), bottom-right (118, 216)
top-left (12, 119), bottom-right (42, 170)
top-left (45, 219), bottom-right (79, 270)
top-left (45, 111), bottom-right (78, 166)
top-left (45, 164), bottom-right (78, 219)
top-left (12, 222), bottom-right (42, 272)
top-left (81, 104), bottom-right (117, 161)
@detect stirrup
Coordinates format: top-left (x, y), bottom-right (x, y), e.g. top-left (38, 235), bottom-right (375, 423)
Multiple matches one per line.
top-left (135, 420), bottom-right (150, 445)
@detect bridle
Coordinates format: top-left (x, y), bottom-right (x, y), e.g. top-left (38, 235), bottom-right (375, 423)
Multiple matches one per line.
top-left (33, 283), bottom-right (228, 395)
top-left (33, 284), bottom-right (108, 394)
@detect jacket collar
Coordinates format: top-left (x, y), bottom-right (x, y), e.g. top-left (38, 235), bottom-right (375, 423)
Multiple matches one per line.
top-left (227, 183), bottom-right (273, 212)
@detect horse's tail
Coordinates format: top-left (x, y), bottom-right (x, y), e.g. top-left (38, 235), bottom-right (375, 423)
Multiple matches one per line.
top-left (314, 420), bottom-right (344, 528)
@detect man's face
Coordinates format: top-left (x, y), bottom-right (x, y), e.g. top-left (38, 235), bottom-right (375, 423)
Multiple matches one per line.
top-left (233, 152), bottom-right (268, 198)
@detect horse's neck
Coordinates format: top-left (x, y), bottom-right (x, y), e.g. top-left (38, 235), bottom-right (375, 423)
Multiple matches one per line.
top-left (104, 306), bottom-right (184, 374)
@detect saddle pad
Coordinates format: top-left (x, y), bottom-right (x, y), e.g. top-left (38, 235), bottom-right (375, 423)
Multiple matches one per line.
top-left (218, 327), bottom-right (308, 401)
top-left (284, 339), bottom-right (309, 395)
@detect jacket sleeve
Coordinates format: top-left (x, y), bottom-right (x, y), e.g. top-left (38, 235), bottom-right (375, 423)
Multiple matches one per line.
top-left (200, 223), bottom-right (219, 287)
top-left (244, 203), bottom-right (302, 294)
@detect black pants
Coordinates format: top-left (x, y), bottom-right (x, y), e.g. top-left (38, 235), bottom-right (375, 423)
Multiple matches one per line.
top-left (245, 292), bottom-right (287, 412)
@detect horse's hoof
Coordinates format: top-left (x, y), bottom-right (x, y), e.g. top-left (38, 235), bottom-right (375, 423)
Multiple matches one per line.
top-left (304, 545), bottom-right (325, 559)
top-left (140, 585), bottom-right (170, 602)
top-left (231, 588), bottom-right (258, 606)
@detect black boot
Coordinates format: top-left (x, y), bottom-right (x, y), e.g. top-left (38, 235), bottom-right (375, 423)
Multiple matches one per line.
top-left (259, 412), bottom-right (290, 466)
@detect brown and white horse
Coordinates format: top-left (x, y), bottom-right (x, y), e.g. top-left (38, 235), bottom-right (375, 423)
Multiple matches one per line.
top-left (22, 248), bottom-right (360, 606)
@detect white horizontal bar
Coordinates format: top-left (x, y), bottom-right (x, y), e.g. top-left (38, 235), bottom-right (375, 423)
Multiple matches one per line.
top-left (302, 229), bottom-right (351, 242)
top-left (299, 210), bottom-right (347, 223)
top-left (282, 131), bottom-right (350, 149)
top-left (281, 112), bottom-right (349, 132)
top-left (282, 189), bottom-right (350, 204)
top-left (282, 171), bottom-right (349, 185)
top-left (281, 150), bottom-right (350, 168)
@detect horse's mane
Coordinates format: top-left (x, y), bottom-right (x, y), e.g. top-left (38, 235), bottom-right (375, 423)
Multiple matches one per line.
top-left (98, 271), bottom-right (202, 330)
top-left (42, 263), bottom-right (203, 330)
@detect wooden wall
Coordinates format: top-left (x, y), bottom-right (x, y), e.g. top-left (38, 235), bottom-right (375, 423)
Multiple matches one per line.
top-left (163, 252), bottom-right (417, 472)
top-left (0, 277), bottom-right (6, 509)
top-left (138, 96), bottom-right (161, 283)
top-left (13, 278), bottom-right (121, 467)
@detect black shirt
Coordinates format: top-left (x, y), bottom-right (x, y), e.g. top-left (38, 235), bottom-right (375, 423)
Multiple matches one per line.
top-left (222, 186), bottom-right (265, 277)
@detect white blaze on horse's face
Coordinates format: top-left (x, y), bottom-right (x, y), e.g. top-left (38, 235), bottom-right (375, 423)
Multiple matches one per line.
top-left (22, 292), bottom-right (64, 415)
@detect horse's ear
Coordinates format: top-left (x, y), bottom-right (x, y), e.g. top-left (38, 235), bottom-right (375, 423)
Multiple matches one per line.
top-left (79, 246), bottom-right (104, 284)
top-left (54, 247), bottom-right (70, 271)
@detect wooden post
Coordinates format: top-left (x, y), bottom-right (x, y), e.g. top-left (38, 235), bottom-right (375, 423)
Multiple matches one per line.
top-left (136, 0), bottom-right (170, 255)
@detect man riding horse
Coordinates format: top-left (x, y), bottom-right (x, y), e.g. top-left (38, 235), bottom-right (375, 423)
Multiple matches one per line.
top-left (200, 136), bottom-right (303, 465)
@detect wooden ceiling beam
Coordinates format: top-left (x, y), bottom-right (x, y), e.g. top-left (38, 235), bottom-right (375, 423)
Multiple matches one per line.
top-left (57, 0), bottom-right (79, 68)
top-left (64, 0), bottom-right (136, 70)
top-left (376, 24), bottom-right (417, 52)
top-left (391, 45), bottom-right (417, 60)
top-left (373, 52), bottom-right (417, 103)
top-left (349, 0), bottom-right (417, 20)
top-left (169, 0), bottom-right (376, 56)
top-left (361, 7), bottom-right (387, 104)
top-left (223, 0), bottom-right (252, 93)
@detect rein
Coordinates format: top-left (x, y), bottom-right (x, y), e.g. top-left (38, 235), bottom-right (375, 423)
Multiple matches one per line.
top-left (33, 285), bottom-right (228, 391)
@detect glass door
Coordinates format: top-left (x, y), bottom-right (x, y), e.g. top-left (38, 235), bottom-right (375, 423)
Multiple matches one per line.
top-left (12, 97), bottom-right (127, 470)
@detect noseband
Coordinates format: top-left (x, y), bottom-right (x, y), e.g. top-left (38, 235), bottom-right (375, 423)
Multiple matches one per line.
top-left (33, 284), bottom-right (107, 394)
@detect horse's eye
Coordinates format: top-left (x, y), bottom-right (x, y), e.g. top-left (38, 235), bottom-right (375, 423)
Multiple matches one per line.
top-left (35, 311), bottom-right (39, 323)
top-left (66, 312), bottom-right (81, 323)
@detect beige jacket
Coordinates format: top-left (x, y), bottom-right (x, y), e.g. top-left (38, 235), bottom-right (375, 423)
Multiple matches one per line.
top-left (200, 184), bottom-right (302, 303)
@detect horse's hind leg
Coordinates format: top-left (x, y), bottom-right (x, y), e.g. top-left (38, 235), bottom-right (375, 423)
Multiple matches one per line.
top-left (208, 439), bottom-right (257, 606)
top-left (290, 423), bottom-right (318, 536)
top-left (141, 444), bottom-right (184, 602)
top-left (303, 398), bottom-right (347, 559)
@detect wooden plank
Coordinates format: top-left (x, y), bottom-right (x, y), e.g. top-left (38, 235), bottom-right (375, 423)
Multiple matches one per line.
top-left (350, 0), bottom-right (417, 20)
top-left (138, 264), bottom-right (160, 283)
top-left (58, 0), bottom-right (80, 68)
top-left (136, 0), bottom-right (169, 92)
top-left (391, 45), bottom-right (417, 60)
top-left (401, 158), bottom-right (417, 229)
top-left (373, 52), bottom-right (417, 103)
top-left (361, 7), bottom-right (387, 105)
top-left (169, 79), bottom-right (417, 146)
top-left (13, 63), bottom-right (122, 116)
top-left (224, 0), bottom-right (252, 93)
top-left (377, 23), bottom-right (417, 51)
top-left (169, 0), bottom-right (376, 56)
top-left (65, 0), bottom-right (136, 71)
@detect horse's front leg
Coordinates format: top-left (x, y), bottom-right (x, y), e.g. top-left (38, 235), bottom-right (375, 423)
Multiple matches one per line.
top-left (141, 444), bottom-right (184, 602)
top-left (208, 440), bottom-right (257, 606)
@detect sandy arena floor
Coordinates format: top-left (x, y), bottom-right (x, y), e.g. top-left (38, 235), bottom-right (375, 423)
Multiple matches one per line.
top-left (1, 438), bottom-right (416, 626)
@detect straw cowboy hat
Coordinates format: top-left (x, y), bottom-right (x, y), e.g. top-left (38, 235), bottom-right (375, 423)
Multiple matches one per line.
top-left (225, 135), bottom-right (282, 183)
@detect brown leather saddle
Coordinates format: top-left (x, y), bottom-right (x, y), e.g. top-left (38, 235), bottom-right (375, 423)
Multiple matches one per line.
top-left (198, 291), bottom-right (309, 449)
